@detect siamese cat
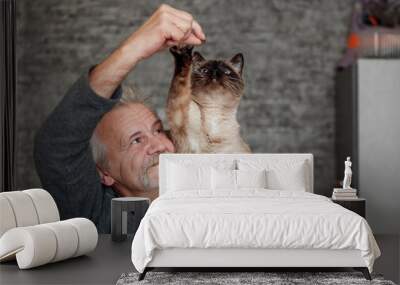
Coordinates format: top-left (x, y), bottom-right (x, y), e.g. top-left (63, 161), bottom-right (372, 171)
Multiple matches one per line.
top-left (167, 45), bottom-right (251, 153)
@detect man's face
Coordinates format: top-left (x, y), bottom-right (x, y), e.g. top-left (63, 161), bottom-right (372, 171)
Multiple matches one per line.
top-left (95, 103), bottom-right (175, 195)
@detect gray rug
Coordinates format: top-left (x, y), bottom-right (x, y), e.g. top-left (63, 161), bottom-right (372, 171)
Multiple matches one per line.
top-left (116, 271), bottom-right (396, 285)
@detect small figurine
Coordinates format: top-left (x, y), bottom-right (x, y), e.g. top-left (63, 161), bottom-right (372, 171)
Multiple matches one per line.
top-left (343, 157), bottom-right (352, 189)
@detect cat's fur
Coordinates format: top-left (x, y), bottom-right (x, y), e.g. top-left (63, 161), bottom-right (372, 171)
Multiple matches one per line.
top-left (167, 45), bottom-right (251, 154)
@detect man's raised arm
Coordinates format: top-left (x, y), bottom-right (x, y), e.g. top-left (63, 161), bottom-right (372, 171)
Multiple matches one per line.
top-left (89, 4), bottom-right (205, 98)
top-left (34, 4), bottom-right (205, 232)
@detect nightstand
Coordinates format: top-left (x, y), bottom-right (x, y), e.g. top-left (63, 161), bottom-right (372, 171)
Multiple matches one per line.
top-left (331, 197), bottom-right (366, 218)
top-left (111, 197), bottom-right (150, 241)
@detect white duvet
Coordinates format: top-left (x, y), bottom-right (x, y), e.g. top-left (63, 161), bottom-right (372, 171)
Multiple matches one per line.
top-left (131, 190), bottom-right (380, 273)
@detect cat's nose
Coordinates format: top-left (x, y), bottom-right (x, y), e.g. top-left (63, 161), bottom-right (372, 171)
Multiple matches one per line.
top-left (211, 69), bottom-right (222, 79)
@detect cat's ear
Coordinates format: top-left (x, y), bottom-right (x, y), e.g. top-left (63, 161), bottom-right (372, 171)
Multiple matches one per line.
top-left (192, 51), bottom-right (206, 63)
top-left (229, 53), bottom-right (244, 75)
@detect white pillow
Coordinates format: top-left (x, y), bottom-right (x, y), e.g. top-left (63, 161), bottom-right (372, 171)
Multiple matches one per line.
top-left (211, 169), bottom-right (267, 191)
top-left (266, 161), bottom-right (307, 191)
top-left (211, 168), bottom-right (237, 191)
top-left (238, 159), bottom-right (308, 191)
top-left (167, 162), bottom-right (211, 191)
top-left (236, 169), bottom-right (267, 189)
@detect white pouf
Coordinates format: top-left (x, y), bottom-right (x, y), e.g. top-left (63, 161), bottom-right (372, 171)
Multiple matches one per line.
top-left (0, 189), bottom-right (98, 269)
top-left (0, 219), bottom-right (98, 269)
top-left (0, 196), bottom-right (17, 237)
top-left (1, 191), bottom-right (39, 227)
top-left (23, 189), bottom-right (60, 224)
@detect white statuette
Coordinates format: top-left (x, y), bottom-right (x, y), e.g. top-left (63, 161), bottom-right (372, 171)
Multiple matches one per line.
top-left (343, 157), bottom-right (352, 189)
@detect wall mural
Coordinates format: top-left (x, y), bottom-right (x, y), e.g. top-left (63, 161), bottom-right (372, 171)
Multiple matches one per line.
top-left (16, 0), bottom-right (353, 197)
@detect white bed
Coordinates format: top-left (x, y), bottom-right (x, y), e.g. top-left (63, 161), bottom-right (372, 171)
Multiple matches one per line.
top-left (131, 154), bottom-right (380, 280)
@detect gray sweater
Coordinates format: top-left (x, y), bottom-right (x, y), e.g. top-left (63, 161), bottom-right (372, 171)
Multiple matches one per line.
top-left (34, 69), bottom-right (122, 233)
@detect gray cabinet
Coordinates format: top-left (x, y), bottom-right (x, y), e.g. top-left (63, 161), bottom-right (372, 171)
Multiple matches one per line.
top-left (335, 59), bottom-right (400, 234)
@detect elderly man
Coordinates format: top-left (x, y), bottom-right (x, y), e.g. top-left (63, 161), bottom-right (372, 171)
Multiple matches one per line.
top-left (34, 4), bottom-right (206, 233)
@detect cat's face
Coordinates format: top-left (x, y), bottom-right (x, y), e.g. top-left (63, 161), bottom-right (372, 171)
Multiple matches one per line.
top-left (191, 52), bottom-right (244, 98)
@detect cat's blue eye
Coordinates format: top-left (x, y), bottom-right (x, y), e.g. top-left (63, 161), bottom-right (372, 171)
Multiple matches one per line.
top-left (224, 69), bottom-right (231, 75)
top-left (200, 68), bottom-right (208, 74)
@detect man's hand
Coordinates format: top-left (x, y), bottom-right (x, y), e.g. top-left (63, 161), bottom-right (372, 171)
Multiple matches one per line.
top-left (123, 4), bottom-right (205, 61)
top-left (89, 4), bottom-right (205, 98)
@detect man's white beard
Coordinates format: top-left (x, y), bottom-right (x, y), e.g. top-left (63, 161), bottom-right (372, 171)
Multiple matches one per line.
top-left (141, 151), bottom-right (172, 191)
top-left (141, 154), bottom-right (160, 190)
top-left (142, 164), bottom-right (158, 190)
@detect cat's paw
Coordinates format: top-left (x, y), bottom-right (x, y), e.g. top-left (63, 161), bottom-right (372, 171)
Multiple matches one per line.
top-left (170, 45), bottom-right (194, 62)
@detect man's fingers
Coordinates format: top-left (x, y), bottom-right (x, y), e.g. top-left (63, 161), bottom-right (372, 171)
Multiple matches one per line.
top-left (172, 15), bottom-right (206, 42)
top-left (191, 20), bottom-right (206, 41)
top-left (162, 4), bottom-right (194, 22)
top-left (166, 40), bottom-right (178, 47)
top-left (172, 17), bottom-right (205, 42)
top-left (163, 17), bottom-right (203, 47)
top-left (167, 12), bottom-right (192, 40)
top-left (164, 22), bottom-right (187, 43)
top-left (166, 34), bottom-right (202, 47)
top-left (161, 5), bottom-right (206, 41)
top-left (183, 34), bottom-right (203, 45)
top-left (166, 37), bottom-right (202, 47)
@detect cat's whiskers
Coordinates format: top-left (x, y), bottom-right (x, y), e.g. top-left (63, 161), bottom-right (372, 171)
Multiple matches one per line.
top-left (222, 79), bottom-right (243, 94)
top-left (226, 76), bottom-right (242, 82)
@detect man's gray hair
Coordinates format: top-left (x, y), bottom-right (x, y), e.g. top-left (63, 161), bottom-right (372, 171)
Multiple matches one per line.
top-left (90, 132), bottom-right (109, 169)
top-left (116, 84), bottom-right (149, 108)
top-left (90, 85), bottom-right (150, 169)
